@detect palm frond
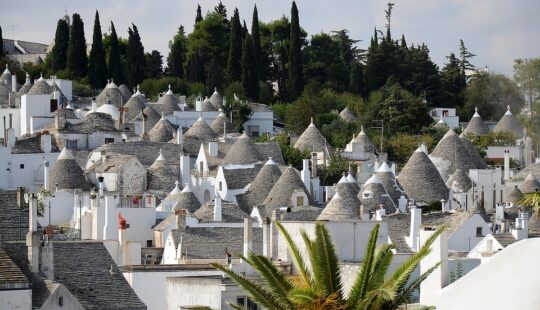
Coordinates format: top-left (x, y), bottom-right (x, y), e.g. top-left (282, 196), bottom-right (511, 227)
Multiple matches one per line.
top-left (288, 286), bottom-right (319, 306)
top-left (211, 263), bottom-right (292, 310)
top-left (355, 285), bottom-right (396, 310)
top-left (396, 262), bottom-right (441, 306)
top-left (275, 221), bottom-right (313, 287)
top-left (519, 191), bottom-right (540, 210)
top-left (229, 303), bottom-right (249, 310)
top-left (366, 243), bottom-right (394, 292)
top-left (347, 223), bottom-right (380, 306)
top-left (313, 222), bottom-right (343, 300)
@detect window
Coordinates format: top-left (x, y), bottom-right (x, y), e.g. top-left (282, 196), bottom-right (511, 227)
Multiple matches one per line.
top-left (50, 99), bottom-right (58, 113)
top-left (66, 139), bottom-right (78, 150)
top-left (146, 240), bottom-right (152, 247)
top-left (248, 125), bottom-right (260, 137)
top-left (105, 137), bottom-right (115, 144)
top-left (19, 164), bottom-right (24, 169)
top-left (236, 297), bottom-right (257, 310)
top-left (296, 196), bottom-right (304, 207)
top-left (442, 110), bottom-right (449, 117)
top-left (219, 182), bottom-right (223, 191)
top-left (476, 227), bottom-right (483, 237)
top-left (58, 296), bottom-right (63, 306)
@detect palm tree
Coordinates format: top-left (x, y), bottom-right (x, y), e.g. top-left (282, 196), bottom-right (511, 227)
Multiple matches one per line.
top-left (211, 221), bottom-right (445, 310)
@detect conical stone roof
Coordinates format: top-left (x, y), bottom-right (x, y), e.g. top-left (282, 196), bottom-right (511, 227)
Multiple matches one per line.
top-left (447, 168), bottom-right (472, 193)
top-left (471, 199), bottom-right (489, 222)
top-left (17, 73), bottom-right (32, 96)
top-left (185, 115), bottom-right (217, 141)
top-left (173, 184), bottom-right (202, 214)
top-left (201, 96), bottom-right (217, 112)
top-left (125, 94), bottom-right (147, 121)
top-left (353, 127), bottom-right (376, 153)
top-left (157, 181), bottom-right (183, 211)
top-left (148, 115), bottom-right (176, 142)
top-left (504, 186), bottom-right (524, 204)
top-left (518, 172), bottom-right (540, 194)
top-left (430, 129), bottom-right (482, 180)
top-left (463, 107), bottom-right (489, 136)
top-left (294, 119), bottom-right (332, 153)
top-left (376, 162), bottom-right (405, 202)
top-left (263, 166), bottom-right (314, 209)
top-left (493, 106), bottom-right (523, 138)
top-left (147, 150), bottom-right (177, 194)
top-left (358, 174), bottom-right (396, 213)
top-left (160, 85), bottom-right (181, 115)
top-left (96, 80), bottom-right (123, 107)
top-left (27, 75), bottom-right (53, 95)
top-left (237, 158), bottom-right (282, 209)
top-left (211, 110), bottom-right (233, 135)
top-left (118, 84), bottom-right (132, 103)
top-left (396, 145), bottom-right (449, 203)
top-left (459, 134), bottom-right (487, 169)
top-left (0, 65), bottom-right (11, 87)
top-left (134, 105), bottom-right (161, 134)
top-left (209, 88), bottom-right (224, 110)
top-left (318, 191), bottom-right (360, 221)
top-left (433, 118), bottom-right (449, 130)
top-left (0, 82), bottom-right (9, 103)
top-left (223, 133), bottom-right (261, 165)
top-left (339, 107), bottom-right (356, 122)
top-left (48, 147), bottom-right (91, 191)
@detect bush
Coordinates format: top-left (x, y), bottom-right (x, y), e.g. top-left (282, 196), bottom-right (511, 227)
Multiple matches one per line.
top-left (224, 81), bottom-right (245, 102)
top-left (73, 81), bottom-right (99, 97)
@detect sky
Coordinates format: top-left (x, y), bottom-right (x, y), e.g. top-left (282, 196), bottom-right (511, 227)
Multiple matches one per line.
top-left (3, 0), bottom-right (540, 76)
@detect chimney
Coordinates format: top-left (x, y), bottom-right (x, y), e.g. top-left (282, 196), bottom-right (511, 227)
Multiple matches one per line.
top-left (441, 199), bottom-right (449, 212)
top-left (208, 141), bottom-right (218, 158)
top-left (419, 229), bottom-right (449, 305)
top-left (503, 150), bottom-right (510, 181)
top-left (495, 203), bottom-right (505, 225)
top-left (301, 159), bottom-right (311, 193)
top-left (118, 213), bottom-right (129, 265)
top-left (141, 112), bottom-right (147, 138)
top-left (54, 113), bottom-right (65, 130)
top-left (375, 206), bottom-right (386, 221)
top-left (26, 193), bottom-right (40, 273)
top-left (91, 98), bottom-right (97, 112)
top-left (11, 74), bottom-right (17, 93)
top-left (398, 196), bottom-right (407, 214)
top-left (102, 194), bottom-right (117, 240)
top-left (98, 176), bottom-right (104, 197)
top-left (262, 217), bottom-right (271, 258)
top-left (243, 217), bottom-right (253, 257)
top-left (175, 208), bottom-right (187, 230)
top-left (179, 154), bottom-right (191, 186)
top-left (176, 127), bottom-right (183, 145)
top-left (512, 211), bottom-right (529, 240)
top-left (407, 207), bottom-right (422, 252)
top-left (41, 132), bottom-right (52, 153)
top-left (214, 192), bottom-right (222, 222)
top-left (43, 161), bottom-right (50, 189)
top-left (41, 236), bottom-right (54, 280)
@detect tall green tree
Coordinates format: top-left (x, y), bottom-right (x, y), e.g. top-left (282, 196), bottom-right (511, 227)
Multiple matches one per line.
top-left (126, 24), bottom-right (145, 88)
top-left (49, 19), bottom-right (70, 71)
top-left (251, 5), bottom-right (263, 81)
top-left (0, 26), bottom-right (4, 59)
top-left (167, 26), bottom-right (187, 78)
top-left (213, 222), bottom-right (445, 309)
top-left (288, 1), bottom-right (303, 101)
top-left (514, 58), bottom-right (540, 108)
top-left (195, 4), bottom-right (203, 24)
top-left (241, 33), bottom-right (259, 100)
top-left (88, 10), bottom-right (107, 88)
top-left (459, 39), bottom-right (476, 75)
top-left (349, 62), bottom-right (366, 97)
top-left (441, 53), bottom-right (466, 108)
top-left (108, 22), bottom-right (124, 84)
top-left (226, 8), bottom-right (242, 83)
top-left (67, 13), bottom-right (88, 78)
top-left (144, 50), bottom-right (162, 79)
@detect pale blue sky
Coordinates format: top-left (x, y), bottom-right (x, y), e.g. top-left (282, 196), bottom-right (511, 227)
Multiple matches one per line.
top-left (3, 0), bottom-right (540, 75)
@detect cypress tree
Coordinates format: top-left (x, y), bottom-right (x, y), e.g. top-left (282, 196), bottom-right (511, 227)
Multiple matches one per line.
top-left (349, 62), bottom-right (366, 97)
top-left (241, 34), bottom-right (258, 100)
top-left (108, 22), bottom-right (123, 84)
top-left (49, 19), bottom-right (70, 71)
top-left (167, 26), bottom-right (187, 79)
top-left (251, 5), bottom-right (262, 80)
top-left (288, 1), bottom-right (303, 101)
top-left (441, 52), bottom-right (466, 108)
top-left (88, 11), bottom-right (107, 88)
top-left (67, 13), bottom-right (88, 78)
top-left (0, 26), bottom-right (4, 58)
top-left (195, 4), bottom-right (203, 24)
top-left (126, 24), bottom-right (145, 88)
top-left (226, 8), bottom-right (242, 84)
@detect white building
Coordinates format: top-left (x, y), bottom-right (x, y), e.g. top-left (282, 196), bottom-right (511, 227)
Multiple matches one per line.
top-left (430, 108), bottom-right (459, 128)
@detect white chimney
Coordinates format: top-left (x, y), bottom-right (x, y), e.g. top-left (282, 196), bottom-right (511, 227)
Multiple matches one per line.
top-left (43, 161), bottom-right (50, 189)
top-left (208, 141), bottom-right (218, 158)
top-left (29, 193), bottom-right (38, 232)
top-left (503, 150), bottom-right (510, 181)
top-left (41, 133), bottom-right (52, 153)
top-left (495, 203), bottom-right (505, 224)
top-left (407, 207), bottom-right (422, 252)
top-left (441, 199), bottom-right (449, 212)
top-left (301, 159), bottom-right (311, 193)
top-left (375, 207), bottom-right (386, 221)
top-left (419, 229), bottom-right (449, 306)
top-left (11, 75), bottom-right (17, 93)
top-left (102, 195), bottom-right (117, 240)
top-left (214, 192), bottom-right (222, 222)
top-left (512, 211), bottom-right (529, 240)
top-left (262, 217), bottom-right (271, 258)
top-left (118, 213), bottom-right (129, 265)
top-left (177, 127), bottom-right (183, 145)
top-left (179, 154), bottom-right (191, 186)
top-left (243, 217), bottom-right (253, 257)
top-left (398, 196), bottom-right (408, 214)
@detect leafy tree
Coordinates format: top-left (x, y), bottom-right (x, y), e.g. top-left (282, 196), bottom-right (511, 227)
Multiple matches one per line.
top-left (331, 29), bottom-right (362, 65)
top-left (288, 1), bottom-right (303, 101)
top-left (251, 5), bottom-right (263, 81)
top-left (226, 8), bottom-right (242, 83)
top-left (440, 53), bottom-right (466, 108)
top-left (241, 34), bottom-right (259, 100)
top-left (206, 58), bottom-right (224, 92)
top-left (144, 50), bottom-right (162, 79)
top-left (0, 26), bottom-right (4, 58)
top-left (167, 26), bottom-right (187, 78)
top-left (88, 11), bottom-right (107, 88)
top-left (387, 133), bottom-right (435, 164)
top-left (304, 32), bottom-right (348, 91)
top-left (349, 62), bottom-right (366, 97)
top-left (126, 24), bottom-right (145, 88)
top-left (67, 13), bottom-right (88, 78)
top-left (320, 119), bottom-right (358, 149)
top-left (273, 132), bottom-right (310, 168)
top-left (402, 44), bottom-right (443, 105)
top-left (459, 39), bottom-right (476, 75)
top-left (195, 4), bottom-right (203, 24)
top-left (223, 94), bottom-right (253, 132)
top-left (213, 222), bottom-right (445, 309)
top-left (319, 153), bottom-right (357, 185)
top-left (214, 1), bottom-right (227, 20)
top-left (48, 19), bottom-right (70, 71)
top-left (513, 58), bottom-right (540, 107)
top-left (108, 22), bottom-right (124, 85)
